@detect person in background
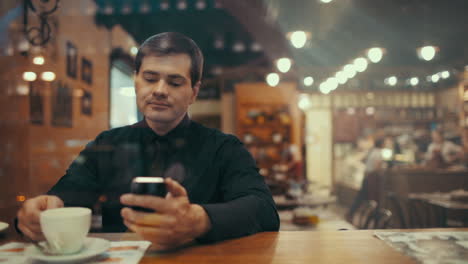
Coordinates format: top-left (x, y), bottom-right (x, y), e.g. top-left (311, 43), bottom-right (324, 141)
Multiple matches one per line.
top-left (346, 138), bottom-right (385, 221)
top-left (425, 130), bottom-right (464, 168)
top-left (16, 32), bottom-right (279, 250)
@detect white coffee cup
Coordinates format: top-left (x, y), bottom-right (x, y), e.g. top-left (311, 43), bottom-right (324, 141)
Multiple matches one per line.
top-left (40, 207), bottom-right (91, 255)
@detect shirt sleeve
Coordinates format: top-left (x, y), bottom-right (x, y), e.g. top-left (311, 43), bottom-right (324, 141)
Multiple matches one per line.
top-left (197, 136), bottom-right (280, 243)
top-left (47, 132), bottom-right (110, 208)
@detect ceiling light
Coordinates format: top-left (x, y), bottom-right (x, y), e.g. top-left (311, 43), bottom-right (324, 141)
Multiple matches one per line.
top-left (326, 77), bottom-right (338, 90)
top-left (410, 77), bottom-right (419, 86)
top-left (33, 55), bottom-right (45, 65)
top-left (431, 74), bottom-right (440, 83)
top-left (320, 0), bottom-right (333, 3)
top-left (353, 57), bottom-right (368, 72)
top-left (441, 71), bottom-right (450, 79)
top-left (303, 76), bottom-right (314, 86)
top-left (41, 71), bottom-right (56, 82)
top-left (276, 58), bottom-right (292, 73)
top-left (290, 31), bottom-right (308, 49)
top-left (23, 72), bottom-right (37, 82)
top-left (418, 46), bottom-right (437, 61)
top-left (343, 64), bottom-right (356, 79)
top-left (298, 94), bottom-right (311, 110)
top-left (335, 71), bottom-right (347, 84)
top-left (386, 76), bottom-right (397, 86)
top-left (367, 47), bottom-right (383, 63)
top-left (266, 73), bottom-right (280, 87)
top-left (319, 82), bottom-right (331, 94)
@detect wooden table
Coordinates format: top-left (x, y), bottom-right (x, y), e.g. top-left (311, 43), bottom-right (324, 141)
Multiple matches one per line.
top-left (4, 228), bottom-right (468, 263)
top-left (409, 192), bottom-right (468, 226)
top-left (2, 228), bottom-right (468, 263)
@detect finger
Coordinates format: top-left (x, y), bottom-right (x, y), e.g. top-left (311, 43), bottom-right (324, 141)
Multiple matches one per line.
top-left (18, 223), bottom-right (44, 241)
top-left (24, 222), bottom-right (42, 234)
top-left (165, 178), bottom-right (187, 198)
top-left (121, 208), bottom-right (176, 227)
top-left (22, 203), bottom-right (42, 226)
top-left (123, 220), bottom-right (173, 242)
top-left (120, 194), bottom-right (172, 213)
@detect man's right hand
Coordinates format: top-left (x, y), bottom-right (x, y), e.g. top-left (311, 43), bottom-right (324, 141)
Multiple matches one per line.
top-left (17, 195), bottom-right (64, 241)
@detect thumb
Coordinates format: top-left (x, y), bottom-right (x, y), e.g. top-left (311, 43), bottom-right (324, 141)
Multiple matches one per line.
top-left (165, 178), bottom-right (187, 198)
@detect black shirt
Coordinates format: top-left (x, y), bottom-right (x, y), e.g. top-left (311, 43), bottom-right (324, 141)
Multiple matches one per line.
top-left (47, 116), bottom-right (279, 242)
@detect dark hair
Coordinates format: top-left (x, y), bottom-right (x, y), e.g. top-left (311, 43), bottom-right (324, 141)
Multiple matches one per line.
top-left (374, 138), bottom-right (384, 148)
top-left (135, 32), bottom-right (204, 87)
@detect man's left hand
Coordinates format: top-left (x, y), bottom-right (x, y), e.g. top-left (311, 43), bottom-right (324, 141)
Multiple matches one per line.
top-left (120, 178), bottom-right (211, 250)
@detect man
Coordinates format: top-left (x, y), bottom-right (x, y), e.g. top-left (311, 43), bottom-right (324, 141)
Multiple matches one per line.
top-left (16, 32), bottom-right (279, 250)
top-left (425, 130), bottom-right (464, 168)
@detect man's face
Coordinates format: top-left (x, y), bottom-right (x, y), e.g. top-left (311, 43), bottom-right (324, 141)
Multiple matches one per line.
top-left (135, 54), bottom-right (199, 127)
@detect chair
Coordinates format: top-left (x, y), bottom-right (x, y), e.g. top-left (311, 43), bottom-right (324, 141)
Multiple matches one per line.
top-left (407, 198), bottom-right (433, 228)
top-left (351, 200), bottom-right (378, 229)
top-left (366, 208), bottom-right (392, 229)
top-left (385, 192), bottom-right (409, 228)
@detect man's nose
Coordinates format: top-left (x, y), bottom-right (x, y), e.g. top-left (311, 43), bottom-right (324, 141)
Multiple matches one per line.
top-left (152, 81), bottom-right (168, 96)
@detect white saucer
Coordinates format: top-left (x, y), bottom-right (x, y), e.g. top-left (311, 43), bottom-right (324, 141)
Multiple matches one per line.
top-left (0, 222), bottom-right (8, 233)
top-left (24, 237), bottom-right (110, 263)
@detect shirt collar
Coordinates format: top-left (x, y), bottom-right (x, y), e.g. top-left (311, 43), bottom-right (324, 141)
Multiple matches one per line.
top-left (132, 114), bottom-right (191, 144)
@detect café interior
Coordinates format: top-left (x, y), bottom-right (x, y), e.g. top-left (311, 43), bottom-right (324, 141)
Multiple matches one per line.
top-left (0, 0), bottom-right (468, 262)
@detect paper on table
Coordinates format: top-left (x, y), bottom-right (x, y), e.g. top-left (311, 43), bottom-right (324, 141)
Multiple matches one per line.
top-left (0, 242), bottom-right (29, 264)
top-left (374, 231), bottom-right (468, 264)
top-left (89, 241), bottom-right (151, 264)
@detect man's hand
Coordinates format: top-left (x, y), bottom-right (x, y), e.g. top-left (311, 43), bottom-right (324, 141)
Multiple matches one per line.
top-left (120, 178), bottom-right (211, 251)
top-left (17, 195), bottom-right (64, 241)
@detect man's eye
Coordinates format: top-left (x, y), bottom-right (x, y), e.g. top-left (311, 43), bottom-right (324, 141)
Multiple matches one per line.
top-left (145, 78), bottom-right (158, 83)
top-left (170, 82), bottom-right (182, 87)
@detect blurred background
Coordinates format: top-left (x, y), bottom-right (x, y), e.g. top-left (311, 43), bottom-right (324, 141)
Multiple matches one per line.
top-left (1, 0), bottom-right (467, 231)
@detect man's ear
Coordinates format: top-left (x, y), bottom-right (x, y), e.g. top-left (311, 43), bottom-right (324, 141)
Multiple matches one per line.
top-left (190, 81), bottom-right (201, 104)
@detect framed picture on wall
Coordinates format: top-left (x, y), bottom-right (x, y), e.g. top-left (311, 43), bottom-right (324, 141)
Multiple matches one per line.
top-left (81, 89), bottom-right (92, 116)
top-left (51, 81), bottom-right (73, 127)
top-left (66, 41), bottom-right (78, 79)
top-left (29, 81), bottom-right (44, 125)
top-left (81, 57), bottom-right (93, 85)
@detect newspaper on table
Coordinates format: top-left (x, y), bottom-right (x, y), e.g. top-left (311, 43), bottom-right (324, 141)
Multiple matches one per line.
top-left (0, 240), bottom-right (151, 264)
top-left (374, 231), bottom-right (468, 264)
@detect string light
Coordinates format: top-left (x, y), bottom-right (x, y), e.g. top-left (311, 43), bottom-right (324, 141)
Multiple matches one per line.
top-left (41, 71), bottom-right (56, 82)
top-left (418, 46), bottom-right (437, 61)
top-left (410, 77), bottom-right (419, 86)
top-left (266, 73), bottom-right (280, 87)
top-left (33, 55), bottom-right (45, 65)
top-left (276, 58), bottom-right (292, 73)
top-left (353, 57), bottom-right (368, 72)
top-left (290, 31), bottom-right (308, 49)
top-left (303, 76), bottom-right (314, 86)
top-left (23, 72), bottom-right (37, 82)
top-left (367, 47), bottom-right (383, 63)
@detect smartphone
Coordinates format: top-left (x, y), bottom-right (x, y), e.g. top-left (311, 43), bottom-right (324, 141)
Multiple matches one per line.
top-left (129, 177), bottom-right (167, 212)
